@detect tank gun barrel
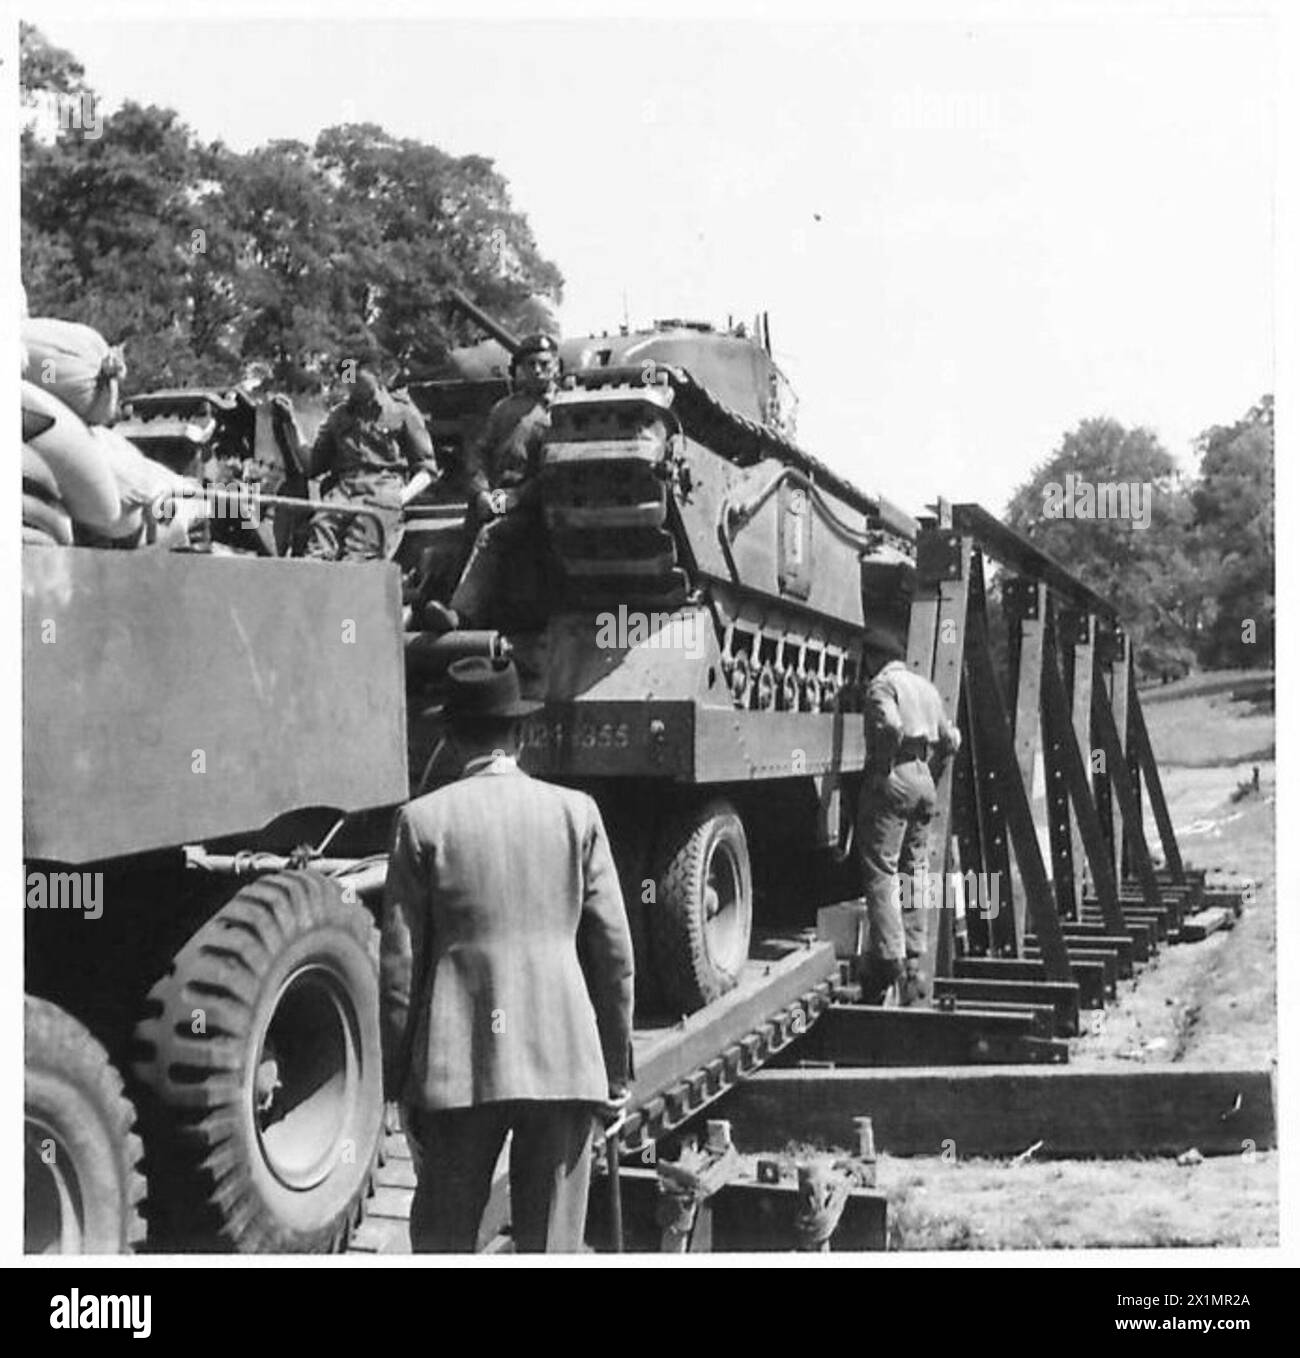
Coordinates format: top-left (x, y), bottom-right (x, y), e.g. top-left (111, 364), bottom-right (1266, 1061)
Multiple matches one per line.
top-left (446, 287), bottom-right (522, 355)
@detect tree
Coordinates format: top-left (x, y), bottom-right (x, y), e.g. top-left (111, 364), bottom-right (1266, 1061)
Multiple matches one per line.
top-left (314, 124), bottom-right (563, 373)
top-left (1191, 396), bottom-right (1274, 667)
top-left (22, 98), bottom-right (240, 388)
top-left (21, 27), bottom-right (564, 393)
top-left (1005, 419), bottom-right (1199, 681)
top-left (20, 21), bottom-right (88, 94)
top-left (213, 139), bottom-right (363, 389)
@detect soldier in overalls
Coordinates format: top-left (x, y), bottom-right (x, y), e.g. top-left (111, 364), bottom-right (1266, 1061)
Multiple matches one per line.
top-left (423, 333), bottom-right (559, 631)
top-left (305, 360), bottom-right (436, 562)
top-left (857, 632), bottom-right (961, 1006)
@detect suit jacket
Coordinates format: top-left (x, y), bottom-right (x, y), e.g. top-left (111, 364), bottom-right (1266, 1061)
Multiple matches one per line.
top-left (380, 756), bottom-right (635, 1110)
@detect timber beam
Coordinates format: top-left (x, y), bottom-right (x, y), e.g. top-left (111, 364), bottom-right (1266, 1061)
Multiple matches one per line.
top-left (959, 954), bottom-right (1109, 1005)
top-left (790, 1002), bottom-right (1068, 1066)
top-left (717, 1064), bottom-right (1277, 1158)
top-left (934, 977), bottom-right (1082, 1034)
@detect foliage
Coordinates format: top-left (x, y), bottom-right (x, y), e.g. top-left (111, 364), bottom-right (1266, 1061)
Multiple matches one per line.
top-left (1191, 396), bottom-right (1274, 667)
top-left (1004, 419), bottom-right (1200, 680)
top-left (20, 24), bottom-right (563, 394)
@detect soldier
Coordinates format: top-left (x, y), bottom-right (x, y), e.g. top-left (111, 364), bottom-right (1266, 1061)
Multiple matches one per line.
top-left (856, 630), bottom-right (961, 1006)
top-left (304, 358), bottom-right (436, 562)
top-left (380, 656), bottom-right (634, 1253)
top-left (423, 333), bottom-right (559, 630)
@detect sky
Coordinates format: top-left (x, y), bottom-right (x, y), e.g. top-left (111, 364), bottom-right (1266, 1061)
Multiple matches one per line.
top-left (26, 6), bottom-right (1276, 519)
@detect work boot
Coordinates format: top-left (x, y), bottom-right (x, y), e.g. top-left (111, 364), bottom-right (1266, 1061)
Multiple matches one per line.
top-left (420, 600), bottom-right (460, 634)
top-left (899, 956), bottom-right (929, 1007)
top-left (857, 956), bottom-right (904, 1006)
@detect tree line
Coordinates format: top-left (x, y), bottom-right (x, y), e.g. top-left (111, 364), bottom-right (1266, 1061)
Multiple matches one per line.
top-left (19, 23), bottom-right (562, 392)
top-left (1003, 399), bottom-right (1273, 677)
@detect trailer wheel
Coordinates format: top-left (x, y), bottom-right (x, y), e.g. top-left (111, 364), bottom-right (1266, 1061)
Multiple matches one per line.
top-left (132, 870), bottom-right (382, 1252)
top-left (25, 996), bottom-right (147, 1254)
top-left (651, 800), bottom-right (753, 1013)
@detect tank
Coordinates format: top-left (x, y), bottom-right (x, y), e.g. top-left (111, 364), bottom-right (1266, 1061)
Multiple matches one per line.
top-left (404, 301), bottom-right (919, 1015)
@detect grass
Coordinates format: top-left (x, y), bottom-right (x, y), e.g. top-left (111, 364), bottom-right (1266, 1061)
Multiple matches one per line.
top-left (1137, 668), bottom-right (1273, 706)
top-left (1140, 671), bottom-right (1274, 768)
top-left (884, 1154), bottom-right (1278, 1251)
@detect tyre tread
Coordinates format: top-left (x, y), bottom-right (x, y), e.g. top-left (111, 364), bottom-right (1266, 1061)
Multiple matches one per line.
top-left (25, 995), bottom-right (147, 1252)
top-left (131, 871), bottom-right (381, 1252)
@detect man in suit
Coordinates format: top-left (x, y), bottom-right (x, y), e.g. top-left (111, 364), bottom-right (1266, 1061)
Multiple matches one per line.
top-left (380, 655), bottom-right (635, 1253)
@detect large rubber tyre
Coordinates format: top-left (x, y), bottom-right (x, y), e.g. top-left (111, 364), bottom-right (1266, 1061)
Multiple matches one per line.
top-left (25, 996), bottom-right (147, 1254)
top-left (132, 871), bottom-right (382, 1252)
top-left (650, 800), bottom-right (754, 1014)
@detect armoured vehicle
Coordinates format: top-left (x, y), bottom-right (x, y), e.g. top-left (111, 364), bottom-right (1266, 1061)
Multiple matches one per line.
top-left (23, 295), bottom-right (914, 1254)
top-left (403, 293), bottom-right (919, 1011)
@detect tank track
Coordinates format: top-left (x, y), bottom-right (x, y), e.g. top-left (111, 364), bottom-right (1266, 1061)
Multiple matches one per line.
top-left (541, 365), bottom-right (900, 713)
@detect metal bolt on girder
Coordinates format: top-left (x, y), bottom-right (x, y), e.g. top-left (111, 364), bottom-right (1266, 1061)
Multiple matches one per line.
top-left (705, 1120), bottom-right (733, 1155)
top-left (855, 1117), bottom-right (876, 1161)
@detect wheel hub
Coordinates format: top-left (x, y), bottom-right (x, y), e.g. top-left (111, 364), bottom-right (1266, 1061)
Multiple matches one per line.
top-left (24, 1117), bottom-right (83, 1254)
top-left (254, 967), bottom-right (359, 1193)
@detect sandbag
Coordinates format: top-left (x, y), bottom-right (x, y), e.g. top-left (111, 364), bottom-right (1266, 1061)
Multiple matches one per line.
top-left (22, 316), bottom-right (125, 427)
top-left (88, 424), bottom-right (180, 509)
top-left (22, 444), bottom-right (62, 503)
top-left (86, 425), bottom-right (209, 547)
top-left (24, 525), bottom-right (62, 547)
top-left (21, 381), bottom-right (121, 531)
top-left (22, 491), bottom-right (74, 546)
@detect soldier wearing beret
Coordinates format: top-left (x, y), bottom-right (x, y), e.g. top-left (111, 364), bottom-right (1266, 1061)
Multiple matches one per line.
top-left (424, 334), bottom-right (559, 630)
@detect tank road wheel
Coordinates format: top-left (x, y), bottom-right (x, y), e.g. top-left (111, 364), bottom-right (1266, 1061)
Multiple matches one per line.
top-left (132, 871), bottom-right (382, 1252)
top-left (24, 996), bottom-right (147, 1254)
top-left (779, 665), bottom-right (801, 712)
top-left (651, 800), bottom-right (754, 1014)
top-left (755, 662), bottom-right (778, 712)
top-left (727, 652), bottom-right (753, 709)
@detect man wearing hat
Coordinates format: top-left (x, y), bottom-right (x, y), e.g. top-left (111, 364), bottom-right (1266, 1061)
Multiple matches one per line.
top-left (423, 333), bottom-right (560, 630)
top-left (304, 356), bottom-right (437, 561)
top-left (857, 626), bottom-right (961, 1006)
top-left (379, 655), bottom-right (635, 1253)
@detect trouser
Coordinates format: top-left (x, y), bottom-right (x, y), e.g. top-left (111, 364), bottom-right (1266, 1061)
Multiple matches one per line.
top-left (449, 506), bottom-right (545, 628)
top-left (857, 757), bottom-right (937, 968)
top-left (403, 1100), bottom-right (596, 1254)
top-left (303, 475), bottom-right (402, 561)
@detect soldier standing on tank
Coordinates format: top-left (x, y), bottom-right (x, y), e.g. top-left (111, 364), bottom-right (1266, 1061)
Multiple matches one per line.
top-left (422, 333), bottom-right (559, 630)
top-left (856, 631), bottom-right (961, 1006)
top-left (304, 357), bottom-right (436, 562)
